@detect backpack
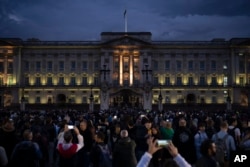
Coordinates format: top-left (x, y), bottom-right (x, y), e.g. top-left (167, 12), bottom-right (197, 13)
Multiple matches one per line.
top-left (227, 127), bottom-right (237, 145)
top-left (98, 144), bottom-right (112, 167)
top-left (214, 134), bottom-right (228, 164)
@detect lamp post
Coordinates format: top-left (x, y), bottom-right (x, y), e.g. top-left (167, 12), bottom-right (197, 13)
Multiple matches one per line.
top-left (226, 89), bottom-right (231, 112)
top-left (142, 64), bottom-right (152, 82)
top-left (100, 64), bottom-right (110, 110)
top-left (158, 84), bottom-right (163, 111)
top-left (100, 64), bottom-right (110, 81)
top-left (20, 87), bottom-right (25, 111)
top-left (141, 64), bottom-right (152, 110)
top-left (89, 86), bottom-right (94, 112)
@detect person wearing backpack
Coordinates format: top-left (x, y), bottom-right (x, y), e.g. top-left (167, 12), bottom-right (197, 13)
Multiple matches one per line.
top-left (227, 118), bottom-right (241, 148)
top-left (90, 131), bottom-right (112, 167)
top-left (212, 121), bottom-right (236, 167)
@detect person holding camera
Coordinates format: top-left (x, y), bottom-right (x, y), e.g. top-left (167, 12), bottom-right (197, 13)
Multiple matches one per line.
top-left (57, 125), bottom-right (84, 167)
top-left (136, 137), bottom-right (191, 167)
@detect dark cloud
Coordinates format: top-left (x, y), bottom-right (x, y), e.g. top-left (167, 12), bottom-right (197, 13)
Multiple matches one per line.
top-left (0, 0), bottom-right (250, 41)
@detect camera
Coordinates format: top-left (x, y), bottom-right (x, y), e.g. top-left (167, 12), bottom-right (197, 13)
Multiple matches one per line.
top-left (67, 125), bottom-right (74, 129)
top-left (157, 140), bottom-right (170, 147)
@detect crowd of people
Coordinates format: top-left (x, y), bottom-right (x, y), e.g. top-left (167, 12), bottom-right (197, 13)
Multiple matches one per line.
top-left (0, 107), bottom-right (250, 167)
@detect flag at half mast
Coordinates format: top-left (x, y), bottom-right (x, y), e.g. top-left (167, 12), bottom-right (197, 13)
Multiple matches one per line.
top-left (124, 9), bottom-right (127, 32)
top-left (124, 9), bottom-right (127, 18)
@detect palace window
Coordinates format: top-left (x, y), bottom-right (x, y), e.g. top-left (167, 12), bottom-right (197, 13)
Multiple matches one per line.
top-left (94, 61), bottom-right (99, 70)
top-left (176, 77), bottom-right (182, 86)
top-left (70, 77), bottom-right (76, 85)
top-left (35, 61), bottom-right (41, 72)
top-left (200, 76), bottom-right (205, 85)
top-left (58, 77), bottom-right (64, 86)
top-left (239, 77), bottom-right (244, 86)
top-left (165, 60), bottom-right (170, 71)
top-left (24, 77), bottom-right (29, 85)
top-left (82, 77), bottom-right (87, 86)
top-left (165, 77), bottom-right (170, 86)
top-left (153, 76), bottom-right (159, 85)
top-left (211, 60), bottom-right (216, 71)
top-left (35, 96), bottom-right (41, 104)
top-left (176, 60), bottom-right (182, 71)
top-left (47, 77), bottom-right (53, 86)
top-left (0, 61), bottom-right (3, 72)
top-left (71, 61), bottom-right (76, 71)
top-left (47, 61), bottom-right (53, 72)
top-left (7, 61), bottom-right (13, 73)
top-left (188, 60), bottom-right (193, 71)
top-left (211, 77), bottom-right (217, 86)
top-left (153, 60), bottom-right (158, 70)
top-left (35, 77), bottom-right (41, 85)
top-left (94, 77), bottom-right (99, 86)
top-left (59, 61), bottom-right (64, 72)
top-left (188, 77), bottom-right (194, 85)
top-left (82, 61), bottom-right (88, 71)
top-left (200, 61), bottom-right (205, 71)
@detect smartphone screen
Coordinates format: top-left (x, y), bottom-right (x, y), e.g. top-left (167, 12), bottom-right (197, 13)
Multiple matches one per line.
top-left (157, 140), bottom-right (170, 147)
top-left (68, 125), bottom-right (74, 129)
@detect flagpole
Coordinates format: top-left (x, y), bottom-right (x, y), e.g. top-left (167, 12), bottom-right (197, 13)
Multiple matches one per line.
top-left (124, 10), bottom-right (127, 33)
top-left (125, 15), bottom-right (127, 33)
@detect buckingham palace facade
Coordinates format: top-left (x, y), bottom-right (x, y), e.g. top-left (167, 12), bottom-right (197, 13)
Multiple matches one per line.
top-left (0, 32), bottom-right (250, 111)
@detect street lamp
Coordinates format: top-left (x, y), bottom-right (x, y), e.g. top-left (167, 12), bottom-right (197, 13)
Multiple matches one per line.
top-left (158, 84), bottom-right (163, 111)
top-left (20, 86), bottom-right (25, 111)
top-left (89, 86), bottom-right (94, 112)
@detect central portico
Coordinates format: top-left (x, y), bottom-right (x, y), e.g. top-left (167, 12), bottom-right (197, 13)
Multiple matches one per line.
top-left (99, 32), bottom-right (153, 110)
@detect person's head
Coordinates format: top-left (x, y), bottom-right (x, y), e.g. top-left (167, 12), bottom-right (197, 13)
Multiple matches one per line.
top-left (143, 119), bottom-right (152, 129)
top-left (200, 139), bottom-right (216, 156)
top-left (127, 119), bottom-right (134, 128)
top-left (198, 122), bottom-right (206, 132)
top-left (80, 119), bottom-right (88, 131)
top-left (95, 131), bottom-right (105, 143)
top-left (220, 121), bottom-right (228, 131)
top-left (120, 129), bottom-right (128, 138)
top-left (23, 129), bottom-right (33, 141)
top-left (166, 121), bottom-right (172, 129)
top-left (206, 119), bottom-right (214, 127)
top-left (151, 125), bottom-right (159, 135)
top-left (179, 118), bottom-right (186, 127)
top-left (228, 118), bottom-right (237, 126)
top-left (63, 130), bottom-right (73, 143)
top-left (3, 118), bottom-right (15, 130)
top-left (114, 124), bottom-right (121, 134)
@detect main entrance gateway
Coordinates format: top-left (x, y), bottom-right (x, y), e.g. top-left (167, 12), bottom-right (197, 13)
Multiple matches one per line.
top-left (110, 89), bottom-right (142, 108)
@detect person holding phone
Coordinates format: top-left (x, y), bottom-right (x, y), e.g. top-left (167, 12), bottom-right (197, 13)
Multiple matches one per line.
top-left (57, 125), bottom-right (84, 167)
top-left (136, 137), bottom-right (191, 167)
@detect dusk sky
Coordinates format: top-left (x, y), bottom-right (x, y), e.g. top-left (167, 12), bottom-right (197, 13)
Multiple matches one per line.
top-left (1, 0), bottom-right (250, 41)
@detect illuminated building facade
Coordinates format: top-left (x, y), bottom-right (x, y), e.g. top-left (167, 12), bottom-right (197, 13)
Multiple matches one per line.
top-left (0, 32), bottom-right (250, 111)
